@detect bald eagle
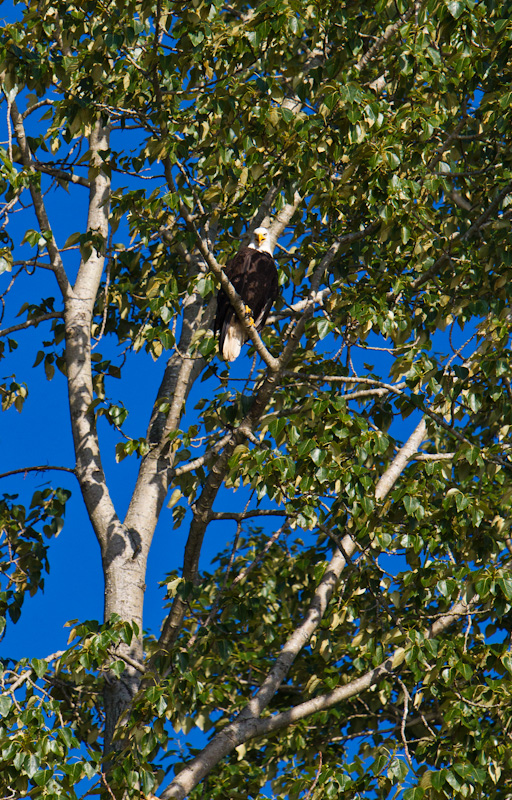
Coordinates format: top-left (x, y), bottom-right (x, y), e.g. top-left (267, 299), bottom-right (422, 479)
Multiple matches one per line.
top-left (214, 227), bottom-right (279, 362)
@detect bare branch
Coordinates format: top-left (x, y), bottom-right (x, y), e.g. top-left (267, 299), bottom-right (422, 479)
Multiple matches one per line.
top-left (0, 465), bottom-right (76, 480)
top-left (210, 509), bottom-right (287, 522)
top-left (354, 1), bottom-right (422, 73)
top-left (283, 369), bottom-right (405, 392)
top-left (414, 452), bottom-right (454, 462)
top-left (21, 98), bottom-right (54, 119)
top-left (304, 753), bottom-right (323, 800)
top-left (269, 288), bottom-right (330, 321)
top-left (124, 275), bottom-right (210, 553)
top-left (0, 312), bottom-right (63, 338)
top-left (173, 434), bottom-right (232, 478)
top-left (31, 160), bottom-right (90, 188)
top-left (9, 100), bottom-right (70, 298)
top-left (375, 418), bottom-right (427, 501)
top-left (6, 650), bottom-right (66, 692)
top-left (107, 649), bottom-right (146, 675)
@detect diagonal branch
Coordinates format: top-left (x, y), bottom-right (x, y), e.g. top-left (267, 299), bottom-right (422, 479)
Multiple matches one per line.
top-left (375, 418), bottom-right (427, 501)
top-left (354, 1), bottom-right (422, 74)
top-left (161, 585), bottom-right (477, 800)
top-left (123, 265), bottom-right (209, 556)
top-left (411, 182), bottom-right (512, 290)
top-left (9, 100), bottom-right (70, 298)
top-left (159, 535), bottom-right (358, 799)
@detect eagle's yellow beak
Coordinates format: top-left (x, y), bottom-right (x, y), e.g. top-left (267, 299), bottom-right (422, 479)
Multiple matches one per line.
top-left (257, 232), bottom-right (266, 244)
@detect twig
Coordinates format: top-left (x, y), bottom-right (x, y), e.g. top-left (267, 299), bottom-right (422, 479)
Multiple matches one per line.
top-left (304, 752), bottom-right (323, 800)
top-left (210, 509), bottom-right (287, 522)
top-left (107, 649), bottom-right (146, 674)
top-left (229, 522), bottom-right (289, 589)
top-left (0, 464), bottom-right (76, 480)
top-left (397, 678), bottom-right (414, 769)
top-left (172, 434), bottom-right (232, 477)
top-left (0, 312), bottom-right (63, 338)
top-left (7, 650), bottom-right (66, 692)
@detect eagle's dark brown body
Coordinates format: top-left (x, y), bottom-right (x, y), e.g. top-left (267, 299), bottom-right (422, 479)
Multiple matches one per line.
top-left (214, 246), bottom-right (278, 362)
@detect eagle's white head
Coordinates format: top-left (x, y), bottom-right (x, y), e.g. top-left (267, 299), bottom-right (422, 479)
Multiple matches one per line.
top-left (249, 226), bottom-right (272, 254)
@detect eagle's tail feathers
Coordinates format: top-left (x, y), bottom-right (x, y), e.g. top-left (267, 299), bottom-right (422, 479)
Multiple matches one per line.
top-left (222, 321), bottom-right (245, 362)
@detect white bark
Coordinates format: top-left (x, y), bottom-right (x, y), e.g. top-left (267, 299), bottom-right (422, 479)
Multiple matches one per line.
top-left (375, 418), bottom-right (427, 501)
top-left (62, 119), bottom-right (146, 751)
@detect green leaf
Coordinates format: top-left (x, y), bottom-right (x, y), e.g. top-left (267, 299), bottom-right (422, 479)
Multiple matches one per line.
top-left (310, 447), bottom-right (325, 466)
top-left (0, 695), bottom-right (12, 716)
top-left (31, 658), bottom-right (48, 678)
top-left (447, 0), bottom-right (465, 18)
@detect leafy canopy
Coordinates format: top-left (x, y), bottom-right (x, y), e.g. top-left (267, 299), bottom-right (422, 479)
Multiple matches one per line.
top-left (1, 0), bottom-right (512, 798)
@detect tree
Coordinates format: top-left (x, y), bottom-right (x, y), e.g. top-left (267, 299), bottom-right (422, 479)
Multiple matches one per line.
top-left (1, 0), bottom-right (512, 797)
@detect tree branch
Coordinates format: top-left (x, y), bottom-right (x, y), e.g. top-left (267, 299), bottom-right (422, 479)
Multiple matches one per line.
top-left (354, 1), bottom-right (422, 74)
top-left (0, 465), bottom-right (76, 480)
top-left (32, 160), bottom-right (90, 188)
top-left (64, 119), bottom-right (125, 559)
top-left (210, 509), bottom-right (287, 522)
top-left (9, 100), bottom-right (70, 298)
top-left (6, 650), bottom-right (66, 692)
top-left (173, 433), bottom-right (232, 478)
top-left (411, 182), bottom-right (512, 290)
top-left (375, 418), bottom-right (427, 501)
top-left (160, 586), bottom-right (476, 799)
top-left (0, 312), bottom-right (63, 338)
top-left (160, 535), bottom-right (357, 798)
top-left (178, 197), bottom-right (281, 371)
top-left (123, 265), bottom-right (210, 556)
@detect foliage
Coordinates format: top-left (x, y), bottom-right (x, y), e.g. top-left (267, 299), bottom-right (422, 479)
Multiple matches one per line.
top-left (0, 487), bottom-right (70, 631)
top-left (0, 0), bottom-right (512, 797)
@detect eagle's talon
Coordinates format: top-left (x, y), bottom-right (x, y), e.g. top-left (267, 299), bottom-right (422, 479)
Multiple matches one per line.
top-left (244, 304), bottom-right (255, 325)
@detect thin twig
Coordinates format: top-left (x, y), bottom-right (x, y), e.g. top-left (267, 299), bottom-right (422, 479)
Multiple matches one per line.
top-left (397, 678), bottom-right (414, 770)
top-left (304, 752), bottom-right (323, 800)
top-left (0, 312), bottom-right (63, 338)
top-left (0, 465), bottom-right (76, 480)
